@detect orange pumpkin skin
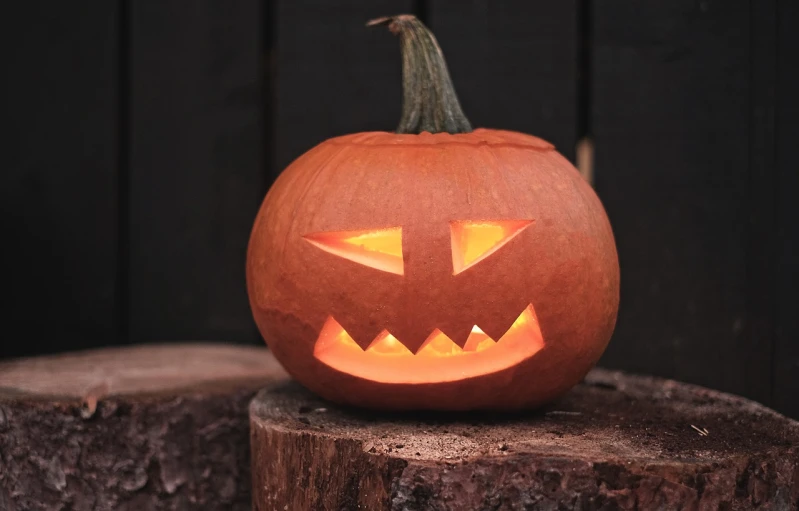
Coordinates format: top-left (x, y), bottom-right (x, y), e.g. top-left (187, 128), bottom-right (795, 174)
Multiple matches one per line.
top-left (246, 128), bottom-right (619, 411)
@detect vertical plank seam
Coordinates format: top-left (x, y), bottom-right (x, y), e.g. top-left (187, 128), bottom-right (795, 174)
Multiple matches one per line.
top-left (257, 0), bottom-right (277, 342)
top-left (263, 0), bottom-right (276, 192)
top-left (769, 0), bottom-right (784, 411)
top-left (767, 0), bottom-right (778, 409)
top-left (576, 0), bottom-right (594, 181)
top-left (116, 0), bottom-right (131, 344)
top-left (577, 0), bottom-right (592, 141)
top-left (747, 0), bottom-right (778, 407)
top-left (773, 0), bottom-right (799, 418)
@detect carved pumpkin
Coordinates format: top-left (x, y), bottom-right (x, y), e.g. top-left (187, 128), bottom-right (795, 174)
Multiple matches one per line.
top-left (247, 15), bottom-right (619, 410)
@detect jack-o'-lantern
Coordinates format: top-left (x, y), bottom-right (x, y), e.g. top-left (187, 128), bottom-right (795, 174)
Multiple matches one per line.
top-left (247, 15), bottom-right (619, 410)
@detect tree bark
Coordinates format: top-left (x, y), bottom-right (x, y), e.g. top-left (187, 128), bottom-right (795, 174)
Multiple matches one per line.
top-left (251, 368), bottom-right (799, 510)
top-left (0, 344), bottom-right (286, 511)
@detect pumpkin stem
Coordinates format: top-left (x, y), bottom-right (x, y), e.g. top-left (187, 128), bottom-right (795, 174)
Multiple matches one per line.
top-left (368, 15), bottom-right (473, 134)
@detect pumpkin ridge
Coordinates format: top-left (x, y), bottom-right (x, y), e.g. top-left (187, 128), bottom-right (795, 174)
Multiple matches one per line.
top-left (326, 140), bottom-right (555, 151)
top-left (323, 129), bottom-right (555, 150)
top-left (280, 143), bottom-right (356, 273)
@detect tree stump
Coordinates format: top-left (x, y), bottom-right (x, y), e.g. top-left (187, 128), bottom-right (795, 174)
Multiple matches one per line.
top-left (0, 344), bottom-right (287, 511)
top-left (251, 368), bottom-right (799, 510)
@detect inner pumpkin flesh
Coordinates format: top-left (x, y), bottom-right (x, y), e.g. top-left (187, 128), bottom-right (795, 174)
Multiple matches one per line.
top-left (313, 305), bottom-right (545, 384)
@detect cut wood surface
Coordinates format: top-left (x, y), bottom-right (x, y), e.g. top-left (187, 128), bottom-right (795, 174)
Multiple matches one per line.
top-left (0, 344), bottom-right (286, 511)
top-left (251, 368), bottom-right (799, 510)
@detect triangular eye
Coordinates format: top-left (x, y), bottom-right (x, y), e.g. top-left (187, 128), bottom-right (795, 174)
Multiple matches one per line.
top-left (450, 220), bottom-right (533, 274)
top-left (304, 227), bottom-right (404, 275)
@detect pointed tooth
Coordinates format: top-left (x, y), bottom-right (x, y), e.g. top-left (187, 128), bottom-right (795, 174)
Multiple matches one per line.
top-left (463, 327), bottom-right (497, 352)
top-left (476, 319), bottom-right (516, 344)
top-left (437, 321), bottom-right (474, 348)
top-left (366, 331), bottom-right (412, 355)
top-left (338, 332), bottom-right (363, 350)
top-left (337, 317), bottom-right (386, 351)
top-left (314, 317), bottom-right (363, 354)
top-left (416, 330), bottom-right (463, 357)
top-left (334, 329), bottom-right (362, 350)
top-left (475, 302), bottom-right (529, 343)
top-left (316, 316), bottom-right (344, 340)
top-left (386, 321), bottom-right (435, 354)
top-left (499, 305), bottom-right (545, 345)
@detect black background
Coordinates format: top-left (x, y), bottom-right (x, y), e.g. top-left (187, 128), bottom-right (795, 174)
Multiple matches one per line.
top-left (3, 1), bottom-right (797, 419)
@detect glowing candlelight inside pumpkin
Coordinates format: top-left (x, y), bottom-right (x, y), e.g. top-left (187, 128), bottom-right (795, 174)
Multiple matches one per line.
top-left (313, 305), bottom-right (544, 385)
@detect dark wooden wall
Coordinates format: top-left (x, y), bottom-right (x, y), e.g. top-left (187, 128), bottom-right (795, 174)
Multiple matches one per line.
top-left (3, 1), bottom-right (797, 418)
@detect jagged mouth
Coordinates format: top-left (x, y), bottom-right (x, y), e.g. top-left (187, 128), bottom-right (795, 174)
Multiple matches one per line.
top-left (313, 305), bottom-right (545, 384)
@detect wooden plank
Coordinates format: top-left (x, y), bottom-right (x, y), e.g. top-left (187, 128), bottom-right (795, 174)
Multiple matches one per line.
top-left (427, 1), bottom-right (580, 161)
top-left (129, 1), bottom-right (263, 342)
top-left (591, 1), bottom-right (772, 403)
top-left (1, 2), bottom-right (119, 357)
top-left (748, 0), bottom-right (780, 413)
top-left (274, 0), bottom-right (414, 174)
top-left (774, 0), bottom-right (799, 419)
